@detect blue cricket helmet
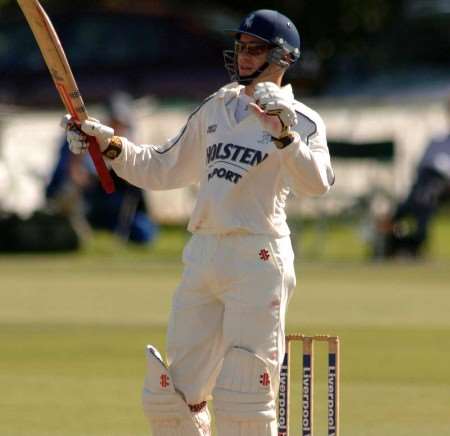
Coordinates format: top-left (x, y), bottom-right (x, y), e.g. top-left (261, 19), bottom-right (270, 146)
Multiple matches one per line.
top-left (224, 9), bottom-right (301, 84)
top-left (233, 10), bottom-right (301, 62)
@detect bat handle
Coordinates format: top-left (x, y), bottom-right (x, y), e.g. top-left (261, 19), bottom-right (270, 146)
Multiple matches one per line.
top-left (87, 136), bottom-right (115, 193)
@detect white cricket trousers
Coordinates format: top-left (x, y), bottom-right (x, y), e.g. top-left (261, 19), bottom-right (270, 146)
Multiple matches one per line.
top-left (166, 233), bottom-right (296, 405)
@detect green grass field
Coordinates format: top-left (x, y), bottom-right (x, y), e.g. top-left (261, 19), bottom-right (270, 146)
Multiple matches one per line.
top-left (1, 225), bottom-right (450, 436)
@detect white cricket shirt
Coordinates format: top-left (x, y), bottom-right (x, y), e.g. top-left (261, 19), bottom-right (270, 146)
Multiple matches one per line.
top-left (112, 82), bottom-right (334, 236)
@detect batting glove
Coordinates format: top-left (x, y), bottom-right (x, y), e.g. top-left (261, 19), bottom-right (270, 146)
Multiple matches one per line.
top-left (253, 82), bottom-right (297, 134)
top-left (61, 115), bottom-right (115, 155)
top-left (250, 82), bottom-right (298, 148)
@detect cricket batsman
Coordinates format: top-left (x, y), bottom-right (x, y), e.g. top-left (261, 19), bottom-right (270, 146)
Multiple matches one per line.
top-left (64, 9), bottom-right (334, 436)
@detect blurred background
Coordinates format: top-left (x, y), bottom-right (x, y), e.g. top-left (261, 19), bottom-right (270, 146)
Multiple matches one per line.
top-left (0, 0), bottom-right (449, 258)
top-left (1, 1), bottom-right (450, 436)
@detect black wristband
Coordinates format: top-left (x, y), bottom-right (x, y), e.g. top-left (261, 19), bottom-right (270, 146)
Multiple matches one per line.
top-left (271, 132), bottom-right (297, 149)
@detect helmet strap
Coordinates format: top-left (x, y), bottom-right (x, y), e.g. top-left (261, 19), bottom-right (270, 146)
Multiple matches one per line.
top-left (237, 62), bottom-right (270, 85)
top-left (223, 49), bottom-right (272, 85)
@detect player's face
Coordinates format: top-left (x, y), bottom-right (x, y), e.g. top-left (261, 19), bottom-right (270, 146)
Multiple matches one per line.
top-left (236, 34), bottom-right (271, 77)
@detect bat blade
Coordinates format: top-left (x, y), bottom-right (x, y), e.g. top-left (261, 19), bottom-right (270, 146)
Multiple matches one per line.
top-left (17, 0), bottom-right (115, 193)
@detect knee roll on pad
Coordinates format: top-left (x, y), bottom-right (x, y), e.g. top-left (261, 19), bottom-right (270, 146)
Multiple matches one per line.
top-left (142, 345), bottom-right (211, 436)
top-left (213, 347), bottom-right (276, 421)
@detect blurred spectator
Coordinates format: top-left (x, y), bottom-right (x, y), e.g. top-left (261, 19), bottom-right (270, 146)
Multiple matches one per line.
top-left (46, 92), bottom-right (158, 245)
top-left (382, 97), bottom-right (450, 258)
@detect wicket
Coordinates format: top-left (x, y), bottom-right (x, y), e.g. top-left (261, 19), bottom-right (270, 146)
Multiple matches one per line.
top-left (278, 334), bottom-right (340, 436)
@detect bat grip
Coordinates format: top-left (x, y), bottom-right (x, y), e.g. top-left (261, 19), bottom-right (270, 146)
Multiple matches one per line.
top-left (87, 136), bottom-right (115, 193)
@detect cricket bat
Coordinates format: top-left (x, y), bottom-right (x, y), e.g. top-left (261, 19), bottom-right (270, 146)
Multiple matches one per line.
top-left (17, 0), bottom-right (115, 193)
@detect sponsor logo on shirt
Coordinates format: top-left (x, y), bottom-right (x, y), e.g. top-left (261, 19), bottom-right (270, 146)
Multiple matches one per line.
top-left (206, 142), bottom-right (269, 184)
top-left (206, 143), bottom-right (268, 166)
top-left (208, 167), bottom-right (242, 184)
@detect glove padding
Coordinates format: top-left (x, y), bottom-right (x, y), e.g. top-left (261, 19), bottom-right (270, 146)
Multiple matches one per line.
top-left (61, 114), bottom-right (114, 155)
top-left (251, 82), bottom-right (297, 139)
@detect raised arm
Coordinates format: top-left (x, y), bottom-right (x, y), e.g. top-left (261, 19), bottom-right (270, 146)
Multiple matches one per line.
top-left (111, 110), bottom-right (205, 190)
top-left (250, 82), bottom-right (334, 196)
top-left (64, 101), bottom-right (208, 191)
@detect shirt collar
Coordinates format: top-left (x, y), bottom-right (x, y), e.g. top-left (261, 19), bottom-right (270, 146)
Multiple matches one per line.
top-left (217, 82), bottom-right (294, 104)
top-left (218, 82), bottom-right (293, 98)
